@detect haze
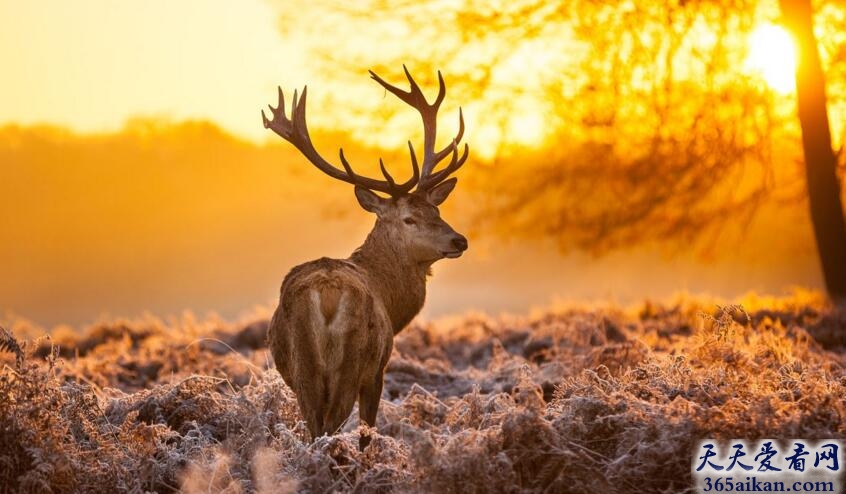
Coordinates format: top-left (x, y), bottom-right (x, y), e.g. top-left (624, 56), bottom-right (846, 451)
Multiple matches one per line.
top-left (0, 0), bottom-right (829, 328)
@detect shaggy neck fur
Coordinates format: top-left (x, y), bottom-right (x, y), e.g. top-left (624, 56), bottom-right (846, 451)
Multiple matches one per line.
top-left (349, 221), bottom-right (431, 333)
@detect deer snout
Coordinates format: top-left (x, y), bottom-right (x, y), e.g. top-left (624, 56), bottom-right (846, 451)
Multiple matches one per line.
top-left (443, 234), bottom-right (468, 258)
top-left (452, 235), bottom-right (468, 252)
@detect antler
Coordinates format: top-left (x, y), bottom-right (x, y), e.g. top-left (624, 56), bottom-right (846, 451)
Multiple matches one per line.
top-left (262, 67), bottom-right (467, 197)
top-left (369, 65), bottom-right (468, 192)
top-left (262, 86), bottom-right (419, 196)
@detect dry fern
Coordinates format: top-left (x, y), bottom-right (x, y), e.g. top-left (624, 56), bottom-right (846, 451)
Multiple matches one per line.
top-left (0, 325), bottom-right (24, 368)
top-left (0, 295), bottom-right (843, 493)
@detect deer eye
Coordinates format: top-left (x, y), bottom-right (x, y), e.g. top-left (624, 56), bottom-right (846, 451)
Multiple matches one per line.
top-left (403, 217), bottom-right (417, 226)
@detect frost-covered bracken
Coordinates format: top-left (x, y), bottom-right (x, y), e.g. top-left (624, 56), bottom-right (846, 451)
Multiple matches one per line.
top-left (1, 293), bottom-right (844, 493)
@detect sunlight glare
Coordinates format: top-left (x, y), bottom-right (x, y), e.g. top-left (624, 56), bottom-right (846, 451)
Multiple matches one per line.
top-left (745, 24), bottom-right (797, 94)
top-left (509, 113), bottom-right (546, 147)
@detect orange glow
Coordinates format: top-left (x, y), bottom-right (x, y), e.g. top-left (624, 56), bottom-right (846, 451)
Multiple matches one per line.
top-left (745, 24), bottom-right (797, 93)
top-left (0, 3), bottom-right (813, 154)
top-left (0, 1), bottom-right (837, 328)
top-left (0, 0), bottom-right (301, 143)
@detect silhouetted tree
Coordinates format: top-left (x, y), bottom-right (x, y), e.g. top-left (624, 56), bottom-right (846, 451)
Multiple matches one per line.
top-left (780, 0), bottom-right (846, 299)
top-left (287, 0), bottom-right (846, 298)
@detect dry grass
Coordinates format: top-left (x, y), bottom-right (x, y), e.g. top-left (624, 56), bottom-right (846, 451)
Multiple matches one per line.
top-left (1, 293), bottom-right (845, 493)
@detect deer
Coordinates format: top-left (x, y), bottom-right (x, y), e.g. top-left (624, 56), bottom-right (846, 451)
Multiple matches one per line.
top-left (262, 67), bottom-right (469, 449)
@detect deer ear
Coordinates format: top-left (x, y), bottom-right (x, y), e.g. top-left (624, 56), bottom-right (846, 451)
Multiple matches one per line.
top-left (354, 186), bottom-right (387, 215)
top-left (426, 178), bottom-right (457, 206)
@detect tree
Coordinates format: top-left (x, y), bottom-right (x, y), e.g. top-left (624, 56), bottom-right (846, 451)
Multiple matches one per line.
top-left (276, 0), bottom-right (846, 298)
top-left (780, 0), bottom-right (846, 299)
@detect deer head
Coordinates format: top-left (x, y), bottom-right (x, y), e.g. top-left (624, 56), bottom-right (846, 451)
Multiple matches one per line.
top-left (262, 66), bottom-right (469, 264)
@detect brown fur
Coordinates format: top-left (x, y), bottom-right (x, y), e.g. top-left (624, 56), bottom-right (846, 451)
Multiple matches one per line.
top-left (318, 284), bottom-right (342, 324)
top-left (263, 69), bottom-right (469, 449)
top-left (268, 190), bottom-right (465, 448)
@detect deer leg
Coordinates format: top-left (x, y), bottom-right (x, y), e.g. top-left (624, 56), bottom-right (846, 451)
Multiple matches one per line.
top-left (323, 384), bottom-right (358, 437)
top-left (358, 377), bottom-right (384, 450)
top-left (296, 378), bottom-right (326, 441)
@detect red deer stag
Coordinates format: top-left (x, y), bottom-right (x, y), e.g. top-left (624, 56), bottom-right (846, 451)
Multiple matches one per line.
top-left (262, 67), bottom-right (469, 448)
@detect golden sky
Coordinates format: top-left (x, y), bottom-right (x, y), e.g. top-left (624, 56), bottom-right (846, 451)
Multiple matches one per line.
top-left (1, 1), bottom-right (803, 153)
top-left (0, 0), bottom-right (830, 328)
top-left (0, 0), bottom-right (484, 153)
top-left (0, 0), bottom-right (304, 143)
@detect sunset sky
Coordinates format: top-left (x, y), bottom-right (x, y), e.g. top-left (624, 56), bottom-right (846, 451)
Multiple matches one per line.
top-left (0, 0), bottom-right (298, 142)
top-left (1, 1), bottom-right (805, 151)
top-left (1, 0), bottom-right (494, 153)
top-left (0, 0), bottom-right (835, 328)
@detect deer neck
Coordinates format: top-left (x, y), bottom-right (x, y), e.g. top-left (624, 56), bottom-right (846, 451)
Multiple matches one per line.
top-left (349, 226), bottom-right (429, 333)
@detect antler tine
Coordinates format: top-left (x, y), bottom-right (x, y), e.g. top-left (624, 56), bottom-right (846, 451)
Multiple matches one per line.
top-left (379, 158), bottom-right (396, 188)
top-left (431, 107), bottom-right (464, 165)
top-left (262, 86), bottom-right (286, 136)
top-left (263, 84), bottom-right (418, 196)
top-left (338, 148), bottom-right (356, 176)
top-left (370, 65), bottom-right (427, 108)
top-left (419, 142), bottom-right (469, 190)
top-left (433, 70), bottom-right (446, 109)
top-left (407, 140), bottom-right (421, 184)
top-left (337, 147), bottom-right (418, 195)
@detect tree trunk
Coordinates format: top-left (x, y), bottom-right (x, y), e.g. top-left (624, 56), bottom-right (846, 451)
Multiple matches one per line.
top-left (780, 0), bottom-right (846, 300)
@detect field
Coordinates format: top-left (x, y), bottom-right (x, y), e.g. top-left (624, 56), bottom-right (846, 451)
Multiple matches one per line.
top-left (1, 293), bottom-right (845, 493)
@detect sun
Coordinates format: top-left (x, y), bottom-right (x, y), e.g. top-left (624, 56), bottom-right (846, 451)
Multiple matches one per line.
top-left (745, 23), bottom-right (797, 94)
